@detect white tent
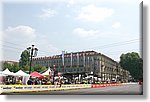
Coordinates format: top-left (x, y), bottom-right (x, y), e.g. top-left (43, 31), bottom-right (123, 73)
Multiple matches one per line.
top-left (0, 71), bottom-right (7, 76)
top-left (42, 67), bottom-right (52, 76)
top-left (2, 68), bottom-right (15, 76)
top-left (15, 70), bottom-right (30, 85)
top-left (15, 70), bottom-right (29, 76)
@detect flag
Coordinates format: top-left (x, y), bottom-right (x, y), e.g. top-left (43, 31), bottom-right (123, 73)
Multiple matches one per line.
top-left (62, 51), bottom-right (65, 68)
top-left (88, 56), bottom-right (90, 67)
top-left (71, 52), bottom-right (73, 67)
top-left (83, 53), bottom-right (85, 67)
top-left (92, 57), bottom-right (94, 69)
top-left (92, 57), bottom-right (94, 65)
top-left (77, 53), bottom-right (79, 66)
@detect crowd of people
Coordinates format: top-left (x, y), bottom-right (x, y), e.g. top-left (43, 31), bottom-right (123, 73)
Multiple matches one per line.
top-left (1, 74), bottom-right (114, 86)
top-left (27, 77), bottom-right (49, 85)
top-left (27, 76), bottom-right (63, 86)
top-left (1, 75), bottom-right (23, 85)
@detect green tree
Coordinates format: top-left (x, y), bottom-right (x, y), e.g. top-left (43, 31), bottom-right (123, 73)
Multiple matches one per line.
top-left (12, 63), bottom-right (20, 73)
top-left (2, 62), bottom-right (13, 71)
top-left (19, 50), bottom-right (30, 72)
top-left (2, 62), bottom-right (19, 73)
top-left (119, 52), bottom-right (143, 80)
top-left (33, 64), bottom-right (47, 73)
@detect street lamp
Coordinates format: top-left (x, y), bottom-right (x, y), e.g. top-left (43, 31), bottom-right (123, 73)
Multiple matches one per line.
top-left (27, 45), bottom-right (38, 74)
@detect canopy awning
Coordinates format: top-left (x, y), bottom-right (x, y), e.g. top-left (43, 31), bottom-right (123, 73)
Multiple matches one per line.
top-left (42, 67), bottom-right (52, 76)
top-left (2, 68), bottom-right (15, 76)
top-left (30, 71), bottom-right (44, 78)
top-left (0, 71), bottom-right (7, 76)
top-left (15, 70), bottom-right (29, 76)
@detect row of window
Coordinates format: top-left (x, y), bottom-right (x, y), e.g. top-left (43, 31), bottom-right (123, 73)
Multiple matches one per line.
top-left (56, 68), bottom-right (85, 73)
top-left (34, 61), bottom-right (116, 67)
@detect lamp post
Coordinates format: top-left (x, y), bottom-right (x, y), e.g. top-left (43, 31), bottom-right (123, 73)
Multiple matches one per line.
top-left (27, 45), bottom-right (38, 74)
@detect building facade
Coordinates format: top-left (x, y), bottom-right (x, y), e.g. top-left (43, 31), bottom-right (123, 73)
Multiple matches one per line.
top-left (32, 51), bottom-right (130, 83)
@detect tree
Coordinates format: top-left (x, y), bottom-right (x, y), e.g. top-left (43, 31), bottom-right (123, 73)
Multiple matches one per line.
top-left (12, 63), bottom-right (20, 73)
top-left (2, 62), bottom-right (13, 71)
top-left (19, 50), bottom-right (30, 72)
top-left (2, 62), bottom-right (19, 73)
top-left (32, 64), bottom-right (47, 73)
top-left (119, 52), bottom-right (143, 80)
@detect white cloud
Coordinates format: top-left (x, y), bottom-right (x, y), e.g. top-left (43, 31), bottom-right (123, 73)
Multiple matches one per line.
top-left (73, 27), bottom-right (99, 38)
top-left (3, 25), bottom-right (36, 52)
top-left (76, 4), bottom-right (114, 22)
top-left (35, 37), bottom-right (61, 56)
top-left (39, 8), bottom-right (57, 19)
top-left (65, 14), bottom-right (71, 18)
top-left (2, 25), bottom-right (37, 60)
top-left (67, 0), bottom-right (75, 7)
top-left (112, 22), bottom-right (121, 29)
top-left (4, 25), bottom-right (35, 38)
top-left (4, 25), bottom-right (36, 41)
top-left (2, 25), bottom-right (61, 60)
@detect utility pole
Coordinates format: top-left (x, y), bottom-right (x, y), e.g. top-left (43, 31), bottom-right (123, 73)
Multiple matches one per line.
top-left (27, 45), bottom-right (38, 74)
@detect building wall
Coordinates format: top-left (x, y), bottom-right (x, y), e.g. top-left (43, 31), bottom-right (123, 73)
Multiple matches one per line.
top-left (32, 51), bottom-right (130, 83)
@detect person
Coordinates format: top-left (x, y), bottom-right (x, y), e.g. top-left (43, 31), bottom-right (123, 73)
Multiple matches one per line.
top-left (27, 77), bottom-right (33, 85)
top-left (59, 78), bottom-right (62, 87)
top-left (39, 79), bottom-right (42, 85)
top-left (34, 78), bottom-right (38, 85)
top-left (18, 79), bottom-right (22, 85)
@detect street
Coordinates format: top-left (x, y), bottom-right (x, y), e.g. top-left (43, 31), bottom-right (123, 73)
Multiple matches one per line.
top-left (3, 83), bottom-right (143, 95)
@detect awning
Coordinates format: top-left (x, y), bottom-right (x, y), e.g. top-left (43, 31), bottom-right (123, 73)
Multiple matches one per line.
top-left (41, 67), bottom-right (52, 76)
top-left (30, 72), bottom-right (44, 78)
top-left (15, 70), bottom-right (29, 76)
top-left (2, 68), bottom-right (15, 76)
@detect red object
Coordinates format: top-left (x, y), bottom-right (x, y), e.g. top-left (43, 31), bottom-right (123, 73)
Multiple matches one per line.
top-left (49, 72), bottom-right (52, 76)
top-left (57, 72), bottom-right (61, 76)
top-left (138, 80), bottom-right (142, 85)
top-left (53, 65), bottom-right (56, 70)
top-left (30, 71), bottom-right (44, 78)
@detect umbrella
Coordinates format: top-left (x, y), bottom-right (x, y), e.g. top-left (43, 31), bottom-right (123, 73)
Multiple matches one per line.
top-left (30, 71), bottom-right (44, 78)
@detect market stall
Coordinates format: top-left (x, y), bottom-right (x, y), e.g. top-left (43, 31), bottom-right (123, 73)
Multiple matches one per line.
top-left (30, 71), bottom-right (44, 78)
top-left (15, 70), bottom-right (30, 85)
top-left (42, 67), bottom-right (52, 76)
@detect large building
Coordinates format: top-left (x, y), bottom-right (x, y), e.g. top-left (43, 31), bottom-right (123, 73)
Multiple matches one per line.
top-left (32, 51), bottom-right (130, 83)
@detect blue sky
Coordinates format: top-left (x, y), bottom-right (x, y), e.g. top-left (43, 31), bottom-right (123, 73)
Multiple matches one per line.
top-left (2, 0), bottom-right (141, 61)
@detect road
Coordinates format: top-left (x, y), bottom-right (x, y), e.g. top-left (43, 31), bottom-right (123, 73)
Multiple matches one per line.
top-left (3, 83), bottom-right (142, 95)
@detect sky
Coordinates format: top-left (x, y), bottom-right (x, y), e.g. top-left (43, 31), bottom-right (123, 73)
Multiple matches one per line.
top-left (1, 0), bottom-right (141, 62)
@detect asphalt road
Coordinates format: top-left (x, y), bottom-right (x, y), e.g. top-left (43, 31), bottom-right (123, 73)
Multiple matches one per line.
top-left (3, 83), bottom-right (143, 95)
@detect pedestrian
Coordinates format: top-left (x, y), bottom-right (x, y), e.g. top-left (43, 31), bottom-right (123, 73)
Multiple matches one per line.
top-left (35, 79), bottom-right (38, 85)
top-left (60, 78), bottom-right (62, 87)
top-left (27, 76), bottom-right (33, 85)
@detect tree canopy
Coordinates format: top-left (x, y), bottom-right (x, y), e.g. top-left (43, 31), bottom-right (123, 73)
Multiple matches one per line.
top-left (2, 62), bottom-right (19, 72)
top-left (19, 50), bottom-right (47, 73)
top-left (119, 52), bottom-right (143, 80)
top-left (2, 50), bottom-right (47, 73)
top-left (19, 50), bottom-right (30, 72)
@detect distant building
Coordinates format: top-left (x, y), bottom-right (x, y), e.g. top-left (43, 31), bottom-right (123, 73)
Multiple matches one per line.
top-left (1, 61), bottom-right (18, 65)
top-left (33, 51), bottom-right (130, 83)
